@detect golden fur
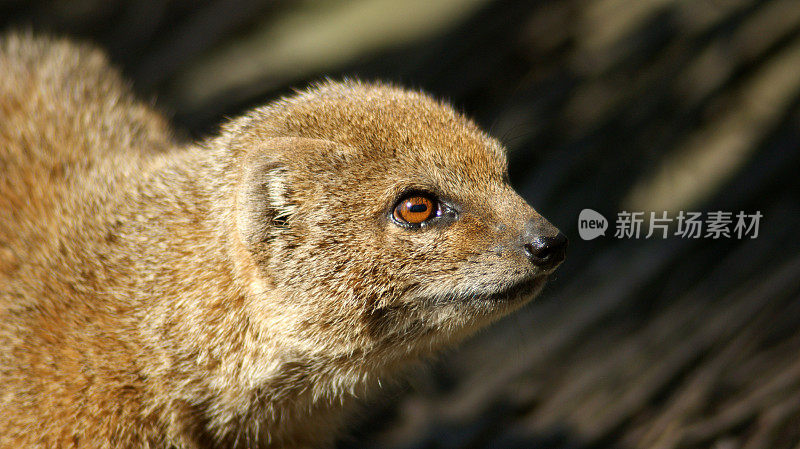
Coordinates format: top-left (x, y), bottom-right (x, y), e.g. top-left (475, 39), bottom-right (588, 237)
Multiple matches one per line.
top-left (0, 34), bottom-right (564, 448)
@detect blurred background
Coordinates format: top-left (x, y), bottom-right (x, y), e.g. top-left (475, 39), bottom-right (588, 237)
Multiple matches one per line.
top-left (3, 0), bottom-right (800, 447)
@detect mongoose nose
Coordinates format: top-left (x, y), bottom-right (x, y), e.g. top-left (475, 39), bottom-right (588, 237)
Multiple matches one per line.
top-left (523, 232), bottom-right (568, 270)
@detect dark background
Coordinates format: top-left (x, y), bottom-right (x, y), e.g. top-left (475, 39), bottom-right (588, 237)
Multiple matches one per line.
top-left (3, 1), bottom-right (800, 447)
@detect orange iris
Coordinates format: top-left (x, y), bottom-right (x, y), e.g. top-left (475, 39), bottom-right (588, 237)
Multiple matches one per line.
top-left (394, 196), bottom-right (435, 224)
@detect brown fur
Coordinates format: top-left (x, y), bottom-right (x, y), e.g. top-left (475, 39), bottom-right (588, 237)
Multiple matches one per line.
top-left (0, 34), bottom-right (564, 448)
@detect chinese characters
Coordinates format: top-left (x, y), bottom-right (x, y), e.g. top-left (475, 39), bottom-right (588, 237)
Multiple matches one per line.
top-left (612, 211), bottom-right (761, 239)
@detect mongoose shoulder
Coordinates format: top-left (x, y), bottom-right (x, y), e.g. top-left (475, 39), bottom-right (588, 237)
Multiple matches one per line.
top-left (0, 34), bottom-right (566, 448)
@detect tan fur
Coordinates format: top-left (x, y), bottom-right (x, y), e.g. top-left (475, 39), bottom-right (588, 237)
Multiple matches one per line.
top-left (0, 33), bottom-right (564, 448)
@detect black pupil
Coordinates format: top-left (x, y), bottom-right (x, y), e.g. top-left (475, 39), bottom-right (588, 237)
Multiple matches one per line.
top-left (408, 203), bottom-right (428, 213)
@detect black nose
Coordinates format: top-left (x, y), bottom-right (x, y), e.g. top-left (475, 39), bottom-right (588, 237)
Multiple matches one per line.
top-left (523, 232), bottom-right (568, 270)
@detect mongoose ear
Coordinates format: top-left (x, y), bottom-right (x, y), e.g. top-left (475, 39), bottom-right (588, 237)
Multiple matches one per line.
top-left (234, 137), bottom-right (350, 251)
top-left (235, 152), bottom-right (296, 250)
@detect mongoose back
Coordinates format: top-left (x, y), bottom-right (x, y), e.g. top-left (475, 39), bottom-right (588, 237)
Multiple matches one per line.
top-left (0, 34), bottom-right (567, 448)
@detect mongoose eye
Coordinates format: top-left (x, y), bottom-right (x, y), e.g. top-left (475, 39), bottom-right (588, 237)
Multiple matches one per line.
top-left (393, 194), bottom-right (438, 225)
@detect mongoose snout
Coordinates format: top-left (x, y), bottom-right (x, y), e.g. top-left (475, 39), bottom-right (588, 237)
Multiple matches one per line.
top-left (521, 219), bottom-right (568, 270)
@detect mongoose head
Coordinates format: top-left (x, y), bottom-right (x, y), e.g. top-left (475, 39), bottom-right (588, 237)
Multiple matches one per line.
top-left (223, 80), bottom-right (566, 362)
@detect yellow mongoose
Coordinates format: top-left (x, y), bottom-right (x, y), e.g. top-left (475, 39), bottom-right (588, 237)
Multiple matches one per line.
top-left (0, 34), bottom-right (566, 448)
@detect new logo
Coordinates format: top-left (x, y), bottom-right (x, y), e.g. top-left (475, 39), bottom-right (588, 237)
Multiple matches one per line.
top-left (578, 209), bottom-right (608, 240)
